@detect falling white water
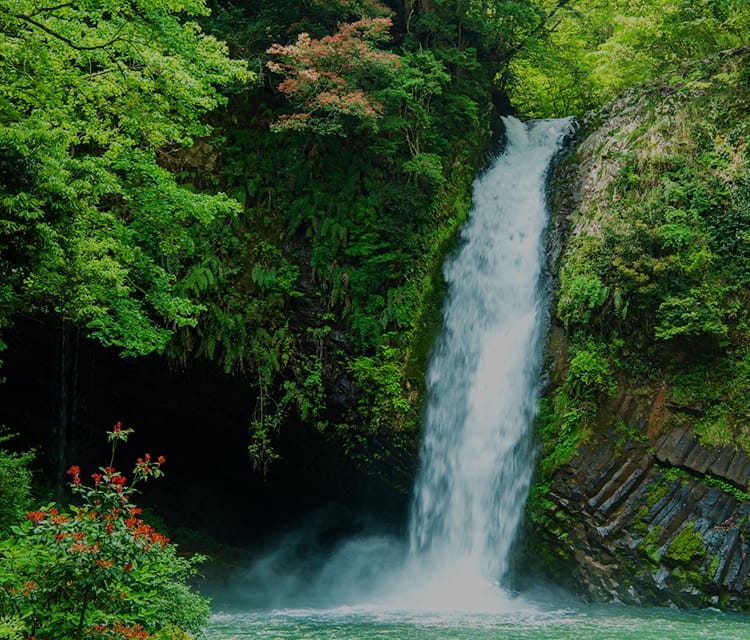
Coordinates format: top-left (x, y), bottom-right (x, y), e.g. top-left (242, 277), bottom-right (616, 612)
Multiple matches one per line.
top-left (407, 116), bottom-right (573, 602)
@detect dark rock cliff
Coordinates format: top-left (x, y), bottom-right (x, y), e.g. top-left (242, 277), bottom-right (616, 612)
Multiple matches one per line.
top-left (545, 387), bottom-right (750, 608)
top-left (529, 49), bottom-right (750, 609)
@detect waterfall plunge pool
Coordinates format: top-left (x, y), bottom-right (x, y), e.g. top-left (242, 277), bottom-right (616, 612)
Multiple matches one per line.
top-left (201, 529), bottom-right (748, 639)
top-left (204, 603), bottom-right (748, 640)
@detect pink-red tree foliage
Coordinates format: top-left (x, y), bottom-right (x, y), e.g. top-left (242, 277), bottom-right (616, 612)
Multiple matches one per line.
top-left (266, 4), bottom-right (400, 135)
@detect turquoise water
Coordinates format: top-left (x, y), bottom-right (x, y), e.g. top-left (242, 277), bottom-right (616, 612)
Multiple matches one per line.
top-left (205, 604), bottom-right (749, 640)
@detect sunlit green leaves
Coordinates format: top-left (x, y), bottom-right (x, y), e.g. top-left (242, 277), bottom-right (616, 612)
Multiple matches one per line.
top-left (0, 0), bottom-right (249, 356)
top-left (508, 0), bottom-right (750, 117)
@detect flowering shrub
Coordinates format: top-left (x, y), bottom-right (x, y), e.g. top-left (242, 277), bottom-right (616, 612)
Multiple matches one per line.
top-left (0, 423), bottom-right (210, 640)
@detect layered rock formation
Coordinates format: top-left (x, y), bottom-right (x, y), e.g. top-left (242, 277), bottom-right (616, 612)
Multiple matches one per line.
top-left (531, 49), bottom-right (750, 609)
top-left (548, 400), bottom-right (750, 608)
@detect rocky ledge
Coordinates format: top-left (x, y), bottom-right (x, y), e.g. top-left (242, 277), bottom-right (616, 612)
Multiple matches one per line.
top-left (541, 396), bottom-right (750, 609)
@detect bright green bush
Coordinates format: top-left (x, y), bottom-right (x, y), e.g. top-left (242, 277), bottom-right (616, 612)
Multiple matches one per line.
top-left (0, 424), bottom-right (209, 640)
top-left (0, 432), bottom-right (33, 535)
top-left (568, 339), bottom-right (618, 398)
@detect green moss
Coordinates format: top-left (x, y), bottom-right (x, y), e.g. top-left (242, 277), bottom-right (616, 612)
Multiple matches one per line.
top-left (641, 525), bottom-right (663, 564)
top-left (642, 478), bottom-right (671, 509)
top-left (710, 553), bottom-right (722, 581)
top-left (666, 522), bottom-right (706, 564)
top-left (700, 474), bottom-right (750, 503)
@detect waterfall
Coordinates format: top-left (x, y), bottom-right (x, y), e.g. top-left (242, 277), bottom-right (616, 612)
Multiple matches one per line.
top-left (217, 117), bottom-right (573, 614)
top-left (407, 116), bottom-right (573, 597)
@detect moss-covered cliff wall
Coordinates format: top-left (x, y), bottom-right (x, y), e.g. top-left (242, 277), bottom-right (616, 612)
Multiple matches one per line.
top-left (528, 47), bottom-right (750, 609)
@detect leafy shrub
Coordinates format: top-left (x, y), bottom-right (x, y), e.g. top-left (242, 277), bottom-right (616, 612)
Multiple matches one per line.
top-left (556, 235), bottom-right (609, 330)
top-left (0, 424), bottom-right (209, 640)
top-left (654, 293), bottom-right (728, 341)
top-left (0, 432), bottom-right (33, 535)
top-left (568, 339), bottom-right (617, 398)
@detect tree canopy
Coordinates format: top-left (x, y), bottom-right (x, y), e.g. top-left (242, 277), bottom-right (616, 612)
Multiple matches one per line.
top-left (0, 0), bottom-right (248, 355)
top-left (3, 0), bottom-right (750, 472)
top-left (508, 0), bottom-right (750, 116)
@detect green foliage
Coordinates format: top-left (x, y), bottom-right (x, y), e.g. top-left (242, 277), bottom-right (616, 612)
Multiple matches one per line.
top-left (557, 252), bottom-right (610, 330)
top-left (536, 390), bottom-right (590, 476)
top-left (349, 346), bottom-right (414, 431)
top-left (0, 0), bottom-right (249, 356)
top-left (706, 175), bottom-right (750, 282)
top-left (0, 425), bottom-right (209, 640)
top-left (0, 433), bottom-right (33, 536)
top-left (568, 338), bottom-right (617, 398)
top-left (654, 292), bottom-right (728, 341)
top-left (536, 334), bottom-right (619, 476)
top-left (509, 0), bottom-right (750, 117)
top-left (402, 153), bottom-right (446, 188)
top-left (556, 56), bottom-right (749, 352)
top-left (0, 615), bottom-right (23, 640)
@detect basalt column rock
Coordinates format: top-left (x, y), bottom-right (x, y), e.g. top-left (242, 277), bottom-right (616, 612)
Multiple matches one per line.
top-left (544, 425), bottom-right (750, 609)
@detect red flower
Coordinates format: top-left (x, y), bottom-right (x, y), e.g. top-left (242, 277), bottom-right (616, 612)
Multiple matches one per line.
top-left (25, 511), bottom-right (45, 525)
top-left (113, 421), bottom-right (122, 434)
top-left (152, 533), bottom-right (169, 548)
top-left (157, 455), bottom-right (165, 465)
top-left (111, 475), bottom-right (127, 492)
top-left (92, 472), bottom-right (103, 485)
top-left (50, 511), bottom-right (69, 525)
top-left (144, 453), bottom-right (151, 462)
top-left (66, 465), bottom-right (81, 484)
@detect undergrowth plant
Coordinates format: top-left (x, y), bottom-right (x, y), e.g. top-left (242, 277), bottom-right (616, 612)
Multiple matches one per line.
top-left (0, 423), bottom-right (209, 640)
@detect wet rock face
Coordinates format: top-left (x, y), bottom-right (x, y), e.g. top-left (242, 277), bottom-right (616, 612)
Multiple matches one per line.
top-left (545, 424), bottom-right (750, 609)
top-left (654, 426), bottom-right (750, 491)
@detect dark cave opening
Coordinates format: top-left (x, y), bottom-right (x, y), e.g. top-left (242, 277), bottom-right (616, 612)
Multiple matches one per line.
top-left (0, 317), bottom-right (409, 552)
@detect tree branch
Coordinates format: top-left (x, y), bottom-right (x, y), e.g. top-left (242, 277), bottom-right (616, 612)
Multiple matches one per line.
top-left (29, 2), bottom-right (76, 18)
top-left (11, 11), bottom-right (123, 51)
